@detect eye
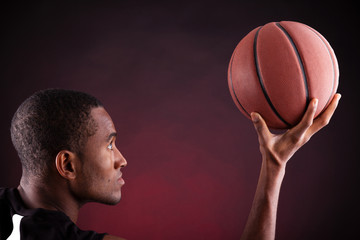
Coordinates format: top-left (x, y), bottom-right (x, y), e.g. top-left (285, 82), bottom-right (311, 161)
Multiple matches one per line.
top-left (107, 141), bottom-right (114, 150)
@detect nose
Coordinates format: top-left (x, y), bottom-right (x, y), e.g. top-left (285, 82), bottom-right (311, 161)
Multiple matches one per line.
top-left (114, 147), bottom-right (127, 169)
top-left (120, 154), bottom-right (127, 168)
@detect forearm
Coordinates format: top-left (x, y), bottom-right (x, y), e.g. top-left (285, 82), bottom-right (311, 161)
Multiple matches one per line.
top-left (240, 155), bottom-right (286, 240)
top-left (241, 95), bottom-right (340, 240)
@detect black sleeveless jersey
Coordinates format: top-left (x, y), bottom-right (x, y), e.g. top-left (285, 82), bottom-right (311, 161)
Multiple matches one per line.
top-left (0, 188), bottom-right (106, 240)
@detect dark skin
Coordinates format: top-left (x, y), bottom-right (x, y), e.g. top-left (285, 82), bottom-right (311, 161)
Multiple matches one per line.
top-left (241, 94), bottom-right (341, 239)
top-left (17, 94), bottom-right (341, 240)
top-left (18, 107), bottom-right (127, 239)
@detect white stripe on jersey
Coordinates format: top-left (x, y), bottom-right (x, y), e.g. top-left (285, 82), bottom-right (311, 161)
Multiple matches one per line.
top-left (7, 214), bottom-right (24, 240)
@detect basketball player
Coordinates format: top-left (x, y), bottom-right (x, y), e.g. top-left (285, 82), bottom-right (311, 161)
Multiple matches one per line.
top-left (0, 89), bottom-right (341, 239)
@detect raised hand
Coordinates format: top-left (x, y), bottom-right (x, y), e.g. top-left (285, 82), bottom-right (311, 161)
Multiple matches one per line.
top-left (251, 93), bottom-right (341, 166)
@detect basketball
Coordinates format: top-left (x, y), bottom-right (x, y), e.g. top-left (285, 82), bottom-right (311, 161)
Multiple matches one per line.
top-left (228, 21), bottom-right (339, 129)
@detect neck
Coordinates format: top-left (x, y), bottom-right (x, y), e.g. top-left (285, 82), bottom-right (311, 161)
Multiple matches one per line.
top-left (17, 174), bottom-right (81, 223)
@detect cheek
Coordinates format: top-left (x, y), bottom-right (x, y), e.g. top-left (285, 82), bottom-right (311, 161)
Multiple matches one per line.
top-left (83, 149), bottom-right (113, 180)
top-left (81, 156), bottom-right (117, 191)
top-left (75, 149), bottom-right (122, 202)
top-left (81, 166), bottom-right (122, 204)
top-left (84, 163), bottom-right (111, 186)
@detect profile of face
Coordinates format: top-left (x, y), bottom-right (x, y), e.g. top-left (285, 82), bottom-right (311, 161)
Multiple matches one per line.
top-left (72, 107), bottom-right (127, 205)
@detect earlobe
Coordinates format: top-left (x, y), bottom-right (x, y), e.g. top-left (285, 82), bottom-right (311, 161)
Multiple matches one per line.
top-left (55, 150), bottom-right (77, 180)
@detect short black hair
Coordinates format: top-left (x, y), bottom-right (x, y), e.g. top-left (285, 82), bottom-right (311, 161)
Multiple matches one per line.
top-left (10, 89), bottom-right (103, 177)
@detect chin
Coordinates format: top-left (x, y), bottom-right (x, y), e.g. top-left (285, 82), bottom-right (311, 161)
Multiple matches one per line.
top-left (99, 192), bottom-right (122, 205)
top-left (105, 197), bottom-right (121, 206)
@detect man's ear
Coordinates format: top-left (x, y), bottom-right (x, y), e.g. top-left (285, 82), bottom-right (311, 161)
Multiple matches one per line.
top-left (55, 150), bottom-right (79, 180)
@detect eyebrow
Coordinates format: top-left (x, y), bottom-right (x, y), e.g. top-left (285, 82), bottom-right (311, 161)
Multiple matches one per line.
top-left (106, 132), bottom-right (117, 142)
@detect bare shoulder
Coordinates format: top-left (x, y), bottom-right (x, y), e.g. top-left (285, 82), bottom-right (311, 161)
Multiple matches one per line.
top-left (103, 235), bottom-right (127, 240)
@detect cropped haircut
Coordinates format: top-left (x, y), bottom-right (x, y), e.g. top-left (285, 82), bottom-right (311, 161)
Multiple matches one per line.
top-left (10, 89), bottom-right (103, 177)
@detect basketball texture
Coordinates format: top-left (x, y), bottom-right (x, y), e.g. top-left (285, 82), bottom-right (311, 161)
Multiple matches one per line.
top-left (228, 21), bottom-right (339, 129)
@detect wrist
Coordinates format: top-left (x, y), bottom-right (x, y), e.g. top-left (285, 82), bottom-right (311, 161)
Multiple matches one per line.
top-left (262, 150), bottom-right (286, 171)
top-left (259, 154), bottom-right (287, 190)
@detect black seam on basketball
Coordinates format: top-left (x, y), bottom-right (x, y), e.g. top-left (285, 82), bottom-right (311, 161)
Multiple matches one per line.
top-left (229, 52), bottom-right (251, 117)
top-left (253, 26), bottom-right (291, 127)
top-left (276, 22), bottom-right (310, 107)
top-left (304, 24), bottom-right (337, 113)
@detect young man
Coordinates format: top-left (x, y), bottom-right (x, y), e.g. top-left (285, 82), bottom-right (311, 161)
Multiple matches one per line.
top-left (0, 89), bottom-right (341, 240)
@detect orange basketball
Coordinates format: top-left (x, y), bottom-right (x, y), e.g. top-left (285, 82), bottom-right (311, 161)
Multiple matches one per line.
top-left (228, 21), bottom-right (339, 129)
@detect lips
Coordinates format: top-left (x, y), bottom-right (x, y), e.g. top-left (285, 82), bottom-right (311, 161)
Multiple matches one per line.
top-left (118, 174), bottom-right (125, 185)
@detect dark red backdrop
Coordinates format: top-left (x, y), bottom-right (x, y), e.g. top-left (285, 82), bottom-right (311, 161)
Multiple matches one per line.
top-left (1, 1), bottom-right (358, 239)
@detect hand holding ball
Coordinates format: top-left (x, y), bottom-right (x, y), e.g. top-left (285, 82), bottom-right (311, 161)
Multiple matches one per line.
top-left (228, 21), bottom-right (339, 129)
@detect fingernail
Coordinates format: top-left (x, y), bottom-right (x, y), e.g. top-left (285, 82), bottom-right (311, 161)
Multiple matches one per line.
top-left (251, 112), bottom-right (259, 123)
top-left (313, 98), bottom-right (318, 107)
top-left (335, 94), bottom-right (341, 106)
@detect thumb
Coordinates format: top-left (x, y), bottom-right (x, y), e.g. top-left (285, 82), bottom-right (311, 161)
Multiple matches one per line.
top-left (251, 112), bottom-right (271, 143)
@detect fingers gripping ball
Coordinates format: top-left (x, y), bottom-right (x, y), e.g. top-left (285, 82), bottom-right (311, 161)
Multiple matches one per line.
top-left (228, 21), bottom-right (339, 129)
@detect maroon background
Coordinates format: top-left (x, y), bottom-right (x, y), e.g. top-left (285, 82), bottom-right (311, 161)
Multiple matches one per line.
top-left (0, 1), bottom-right (358, 239)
